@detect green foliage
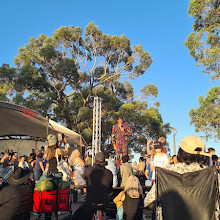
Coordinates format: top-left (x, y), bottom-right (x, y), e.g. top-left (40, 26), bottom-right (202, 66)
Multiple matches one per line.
top-left (141, 84), bottom-right (158, 98)
top-left (190, 86), bottom-right (220, 140)
top-left (186, 1), bottom-right (220, 140)
top-left (185, 0), bottom-right (220, 80)
top-left (0, 22), bottom-right (170, 153)
top-left (0, 64), bottom-right (18, 102)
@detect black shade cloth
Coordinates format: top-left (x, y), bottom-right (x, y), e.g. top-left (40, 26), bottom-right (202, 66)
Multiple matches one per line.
top-left (156, 166), bottom-right (219, 220)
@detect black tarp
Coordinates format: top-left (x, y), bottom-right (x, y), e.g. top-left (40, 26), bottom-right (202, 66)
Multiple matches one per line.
top-left (156, 166), bottom-right (219, 220)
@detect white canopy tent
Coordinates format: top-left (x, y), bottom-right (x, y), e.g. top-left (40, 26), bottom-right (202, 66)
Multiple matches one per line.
top-left (0, 101), bottom-right (84, 154)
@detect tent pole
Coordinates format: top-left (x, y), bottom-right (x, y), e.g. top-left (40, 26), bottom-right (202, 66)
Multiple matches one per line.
top-left (46, 115), bottom-right (49, 136)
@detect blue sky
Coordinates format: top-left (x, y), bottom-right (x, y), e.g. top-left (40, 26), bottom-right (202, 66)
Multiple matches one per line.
top-left (1, 0), bottom-right (220, 156)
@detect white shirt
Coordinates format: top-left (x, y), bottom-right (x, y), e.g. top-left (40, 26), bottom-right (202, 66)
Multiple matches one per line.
top-left (152, 153), bottom-right (169, 180)
top-left (18, 161), bottom-right (29, 169)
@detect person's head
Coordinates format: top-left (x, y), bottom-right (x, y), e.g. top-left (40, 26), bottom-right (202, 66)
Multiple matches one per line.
top-left (12, 154), bottom-right (18, 161)
top-left (37, 152), bottom-right (43, 159)
top-left (94, 152), bottom-right (106, 166)
top-left (122, 155), bottom-right (129, 163)
top-left (32, 149), bottom-right (35, 153)
top-left (154, 141), bottom-right (163, 153)
top-left (145, 154), bottom-right (151, 164)
top-left (124, 175), bottom-right (143, 198)
top-left (117, 116), bottom-right (123, 124)
top-left (212, 155), bottom-right (218, 165)
top-left (144, 152), bottom-right (148, 159)
top-left (208, 148), bottom-right (215, 156)
top-left (139, 157), bottom-right (144, 162)
top-left (41, 146), bottom-right (45, 153)
top-left (10, 149), bottom-right (13, 153)
top-left (158, 137), bottom-right (166, 145)
top-left (86, 152), bottom-right (91, 158)
top-left (177, 136), bottom-right (210, 167)
top-left (46, 134), bottom-right (58, 160)
top-left (69, 149), bottom-right (81, 166)
top-left (172, 155), bottom-right (178, 164)
top-left (47, 134), bottom-right (58, 147)
top-left (20, 156), bottom-right (25, 163)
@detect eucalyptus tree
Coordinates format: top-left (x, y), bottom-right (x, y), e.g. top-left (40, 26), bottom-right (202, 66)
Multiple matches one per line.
top-left (0, 22), bottom-right (170, 152)
top-left (185, 0), bottom-right (220, 80)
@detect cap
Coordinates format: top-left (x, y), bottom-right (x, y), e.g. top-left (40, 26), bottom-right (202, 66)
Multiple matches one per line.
top-left (47, 134), bottom-right (57, 146)
top-left (179, 136), bottom-right (209, 156)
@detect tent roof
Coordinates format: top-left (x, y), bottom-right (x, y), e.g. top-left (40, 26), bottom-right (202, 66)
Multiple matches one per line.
top-left (0, 101), bottom-right (83, 146)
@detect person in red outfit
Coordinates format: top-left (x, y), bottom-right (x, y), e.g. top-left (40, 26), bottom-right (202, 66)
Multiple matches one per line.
top-left (112, 116), bottom-right (131, 166)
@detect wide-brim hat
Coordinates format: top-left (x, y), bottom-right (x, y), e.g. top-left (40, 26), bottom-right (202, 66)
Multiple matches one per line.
top-left (8, 167), bottom-right (31, 186)
top-left (179, 136), bottom-right (210, 157)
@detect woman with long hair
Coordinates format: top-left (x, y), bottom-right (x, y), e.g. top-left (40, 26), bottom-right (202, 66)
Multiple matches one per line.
top-left (68, 149), bottom-right (86, 185)
top-left (45, 134), bottom-right (68, 174)
top-left (18, 156), bottom-right (29, 170)
top-left (149, 141), bottom-right (169, 182)
top-left (114, 175), bottom-right (144, 220)
top-left (43, 134), bottom-right (68, 220)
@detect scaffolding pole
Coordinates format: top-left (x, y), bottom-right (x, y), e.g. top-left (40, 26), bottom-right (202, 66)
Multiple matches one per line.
top-left (92, 97), bottom-right (102, 165)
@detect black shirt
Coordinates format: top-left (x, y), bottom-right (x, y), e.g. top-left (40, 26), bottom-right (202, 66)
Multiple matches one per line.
top-left (123, 193), bottom-right (144, 220)
top-left (83, 164), bottom-right (113, 205)
top-left (30, 152), bottom-right (36, 160)
top-left (0, 183), bottom-right (34, 220)
top-left (48, 157), bottom-right (58, 174)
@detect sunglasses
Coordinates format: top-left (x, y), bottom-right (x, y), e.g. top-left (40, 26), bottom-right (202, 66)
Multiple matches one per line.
top-left (154, 143), bottom-right (162, 149)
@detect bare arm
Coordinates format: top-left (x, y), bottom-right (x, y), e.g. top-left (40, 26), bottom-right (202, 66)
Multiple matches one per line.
top-left (151, 162), bottom-right (155, 171)
top-left (57, 138), bottom-right (68, 156)
top-left (133, 161), bottom-right (138, 169)
top-left (76, 157), bottom-right (85, 166)
top-left (145, 169), bottom-right (149, 179)
top-left (56, 147), bottom-right (68, 157)
top-left (147, 140), bottom-right (153, 155)
top-left (113, 191), bottom-right (125, 204)
top-left (63, 138), bottom-right (68, 152)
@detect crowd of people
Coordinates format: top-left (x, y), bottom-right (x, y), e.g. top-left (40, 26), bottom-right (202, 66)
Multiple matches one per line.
top-left (0, 134), bottom-right (219, 220)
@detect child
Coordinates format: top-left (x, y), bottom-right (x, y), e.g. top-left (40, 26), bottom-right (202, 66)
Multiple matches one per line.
top-left (150, 141), bottom-right (169, 182)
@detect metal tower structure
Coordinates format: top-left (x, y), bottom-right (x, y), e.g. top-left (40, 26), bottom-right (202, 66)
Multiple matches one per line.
top-left (92, 97), bottom-right (102, 165)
